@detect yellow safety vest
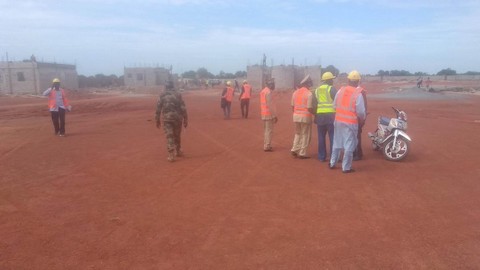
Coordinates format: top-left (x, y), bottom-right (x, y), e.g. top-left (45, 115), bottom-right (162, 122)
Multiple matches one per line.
top-left (315, 84), bottom-right (335, 113)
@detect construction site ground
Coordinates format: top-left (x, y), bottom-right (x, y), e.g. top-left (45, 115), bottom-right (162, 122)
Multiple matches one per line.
top-left (1, 81), bottom-right (480, 269)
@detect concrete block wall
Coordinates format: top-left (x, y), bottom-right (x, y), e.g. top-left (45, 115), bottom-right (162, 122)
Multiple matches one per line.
top-left (0, 61), bottom-right (77, 94)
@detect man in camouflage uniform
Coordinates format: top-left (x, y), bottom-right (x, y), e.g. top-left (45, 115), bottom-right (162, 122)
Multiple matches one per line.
top-left (155, 81), bottom-right (188, 162)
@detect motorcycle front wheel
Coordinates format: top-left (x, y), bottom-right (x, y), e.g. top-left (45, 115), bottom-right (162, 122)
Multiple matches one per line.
top-left (383, 137), bottom-right (409, 161)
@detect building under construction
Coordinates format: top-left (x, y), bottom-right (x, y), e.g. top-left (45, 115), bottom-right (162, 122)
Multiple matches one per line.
top-left (123, 67), bottom-right (174, 89)
top-left (0, 57), bottom-right (78, 95)
top-left (247, 64), bottom-right (322, 91)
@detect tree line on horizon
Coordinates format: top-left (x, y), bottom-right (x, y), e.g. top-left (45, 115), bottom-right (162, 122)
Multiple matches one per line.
top-left (78, 67), bottom-right (479, 88)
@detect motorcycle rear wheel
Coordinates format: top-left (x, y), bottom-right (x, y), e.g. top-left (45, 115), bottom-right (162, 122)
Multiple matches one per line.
top-left (383, 137), bottom-right (409, 161)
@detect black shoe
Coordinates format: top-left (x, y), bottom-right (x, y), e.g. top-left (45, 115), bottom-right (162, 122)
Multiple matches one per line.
top-left (328, 163), bottom-right (335, 169)
top-left (264, 148), bottom-right (273, 152)
top-left (298, 156), bottom-right (310, 159)
top-left (342, 169), bottom-right (356, 173)
top-left (291, 151), bottom-right (298, 158)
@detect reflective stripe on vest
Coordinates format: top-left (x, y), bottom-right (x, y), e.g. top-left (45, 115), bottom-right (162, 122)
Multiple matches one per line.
top-left (293, 87), bottom-right (312, 118)
top-left (260, 87), bottom-right (271, 116)
top-left (315, 84), bottom-right (335, 113)
top-left (224, 87), bottom-right (234, 102)
top-left (334, 86), bottom-right (362, 124)
top-left (241, 84), bottom-right (252, 99)
top-left (48, 89), bottom-right (69, 109)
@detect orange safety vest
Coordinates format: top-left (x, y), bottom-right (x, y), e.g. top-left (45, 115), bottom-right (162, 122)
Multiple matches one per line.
top-left (48, 88), bottom-right (69, 109)
top-left (241, 84), bottom-right (252, 99)
top-left (293, 87), bottom-right (313, 118)
top-left (260, 87), bottom-right (271, 116)
top-left (223, 87), bottom-right (234, 102)
top-left (334, 86), bottom-right (363, 124)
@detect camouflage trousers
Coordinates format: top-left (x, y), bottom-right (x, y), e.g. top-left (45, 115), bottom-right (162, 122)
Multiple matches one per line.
top-left (163, 121), bottom-right (182, 153)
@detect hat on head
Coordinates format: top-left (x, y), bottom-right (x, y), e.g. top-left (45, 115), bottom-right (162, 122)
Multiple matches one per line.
top-left (321, 72), bottom-right (336, 81)
top-left (347, 70), bottom-right (361, 81)
top-left (226, 81), bottom-right (231, 86)
top-left (52, 78), bottom-right (60, 83)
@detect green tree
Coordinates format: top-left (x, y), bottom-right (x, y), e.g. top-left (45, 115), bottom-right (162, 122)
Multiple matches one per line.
top-left (182, 70), bottom-right (196, 79)
top-left (323, 65), bottom-right (339, 76)
top-left (235, 71), bottom-right (247, 77)
top-left (414, 71), bottom-right (428, 76)
top-left (437, 68), bottom-right (456, 76)
top-left (464, 71), bottom-right (480, 75)
top-left (197, 67), bottom-right (214, 78)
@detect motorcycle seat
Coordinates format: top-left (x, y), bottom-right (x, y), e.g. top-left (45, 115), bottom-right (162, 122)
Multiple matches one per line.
top-left (379, 116), bottom-right (391, 126)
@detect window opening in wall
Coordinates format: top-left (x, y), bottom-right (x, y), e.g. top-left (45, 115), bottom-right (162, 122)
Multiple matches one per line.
top-left (137, 73), bottom-right (143, 80)
top-left (17, 72), bottom-right (26, 81)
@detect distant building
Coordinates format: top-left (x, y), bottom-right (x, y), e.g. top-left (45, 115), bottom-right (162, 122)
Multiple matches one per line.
top-left (0, 58), bottom-right (78, 95)
top-left (247, 64), bottom-right (322, 91)
top-left (124, 67), bottom-right (173, 89)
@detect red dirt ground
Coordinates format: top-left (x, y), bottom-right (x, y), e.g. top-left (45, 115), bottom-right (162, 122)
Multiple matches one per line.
top-left (1, 81), bottom-right (480, 269)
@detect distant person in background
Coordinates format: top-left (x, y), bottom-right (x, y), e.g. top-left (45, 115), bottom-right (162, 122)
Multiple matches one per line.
top-left (290, 75), bottom-right (315, 159)
top-left (260, 78), bottom-right (277, 152)
top-left (221, 81), bottom-right (234, 119)
top-left (417, 76), bottom-right (423, 88)
top-left (425, 77), bottom-right (432, 89)
top-left (239, 80), bottom-right (252, 119)
top-left (43, 78), bottom-right (71, 137)
top-left (314, 72), bottom-right (337, 162)
top-left (155, 81), bottom-right (188, 162)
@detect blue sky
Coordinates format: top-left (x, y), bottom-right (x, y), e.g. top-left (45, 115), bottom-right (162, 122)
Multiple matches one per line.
top-left (1, 0), bottom-right (479, 76)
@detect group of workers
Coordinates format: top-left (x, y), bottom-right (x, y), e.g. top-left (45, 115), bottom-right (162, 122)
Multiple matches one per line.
top-left (260, 70), bottom-right (367, 173)
top-left (44, 71), bottom-right (367, 172)
top-left (221, 80), bottom-right (253, 119)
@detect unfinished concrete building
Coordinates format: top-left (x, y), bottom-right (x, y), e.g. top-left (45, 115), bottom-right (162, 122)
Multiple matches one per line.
top-left (124, 67), bottom-right (172, 89)
top-left (247, 64), bottom-right (322, 91)
top-left (0, 58), bottom-right (78, 95)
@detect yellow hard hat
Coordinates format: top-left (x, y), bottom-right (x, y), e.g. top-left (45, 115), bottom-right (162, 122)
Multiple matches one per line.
top-left (226, 81), bottom-right (231, 86)
top-left (347, 70), bottom-right (361, 81)
top-left (321, 72), bottom-right (336, 81)
top-left (52, 78), bottom-right (61, 83)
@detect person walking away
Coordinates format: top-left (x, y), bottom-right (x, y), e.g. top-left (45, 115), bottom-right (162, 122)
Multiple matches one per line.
top-left (155, 81), bottom-right (188, 162)
top-left (290, 75), bottom-right (315, 159)
top-left (260, 78), bottom-right (277, 152)
top-left (43, 78), bottom-right (71, 137)
top-left (329, 70), bottom-right (366, 173)
top-left (239, 80), bottom-right (252, 118)
top-left (314, 72), bottom-right (337, 161)
top-left (221, 81), bottom-right (234, 119)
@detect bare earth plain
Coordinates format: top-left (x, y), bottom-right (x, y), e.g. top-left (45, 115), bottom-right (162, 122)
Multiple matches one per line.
top-left (1, 81), bottom-right (480, 269)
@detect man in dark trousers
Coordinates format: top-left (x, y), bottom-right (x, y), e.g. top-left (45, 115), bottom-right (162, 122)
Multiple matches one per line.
top-left (314, 72), bottom-right (337, 161)
top-left (155, 81), bottom-right (188, 162)
top-left (239, 80), bottom-right (252, 118)
top-left (43, 78), bottom-right (71, 137)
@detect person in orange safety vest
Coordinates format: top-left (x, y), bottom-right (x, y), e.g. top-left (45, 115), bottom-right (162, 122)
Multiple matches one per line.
top-left (221, 81), bottom-right (234, 119)
top-left (328, 70), bottom-right (366, 173)
top-left (239, 80), bottom-right (252, 119)
top-left (260, 78), bottom-right (277, 152)
top-left (290, 75), bottom-right (316, 159)
top-left (42, 78), bottom-right (71, 137)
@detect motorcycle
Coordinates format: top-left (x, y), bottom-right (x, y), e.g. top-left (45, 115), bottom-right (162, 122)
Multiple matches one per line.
top-left (368, 107), bottom-right (411, 161)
